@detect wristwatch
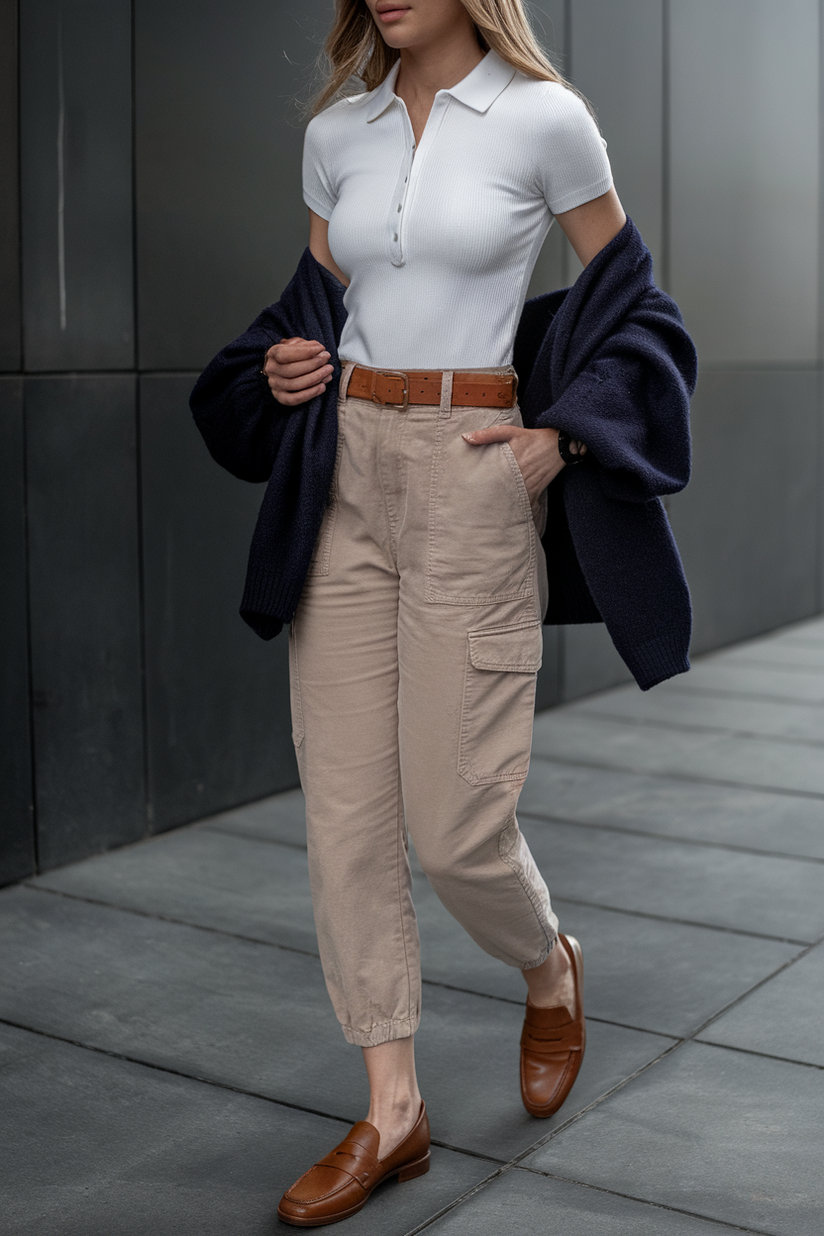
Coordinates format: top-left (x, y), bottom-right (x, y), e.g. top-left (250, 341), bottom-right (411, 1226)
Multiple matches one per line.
top-left (557, 429), bottom-right (584, 465)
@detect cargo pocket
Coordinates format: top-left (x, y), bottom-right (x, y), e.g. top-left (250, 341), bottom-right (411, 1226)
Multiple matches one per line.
top-left (458, 621), bottom-right (543, 786)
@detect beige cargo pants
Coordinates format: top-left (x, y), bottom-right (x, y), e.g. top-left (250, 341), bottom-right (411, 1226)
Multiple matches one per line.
top-left (289, 363), bottom-right (559, 1047)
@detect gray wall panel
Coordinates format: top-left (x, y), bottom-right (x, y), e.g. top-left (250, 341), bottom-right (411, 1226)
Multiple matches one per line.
top-left (668, 370), bottom-right (820, 654)
top-left (562, 623), bottom-right (634, 701)
top-left (26, 376), bottom-right (145, 869)
top-left (135, 0), bottom-right (332, 371)
top-left (0, 379), bottom-right (34, 885)
top-left (535, 626), bottom-right (562, 710)
top-left (140, 376), bottom-right (297, 832)
top-left (526, 0), bottom-right (569, 297)
top-left (0, 0), bottom-right (20, 370)
top-left (670, 0), bottom-right (820, 364)
top-left (570, 0), bottom-right (664, 272)
top-left (19, 0), bottom-right (134, 371)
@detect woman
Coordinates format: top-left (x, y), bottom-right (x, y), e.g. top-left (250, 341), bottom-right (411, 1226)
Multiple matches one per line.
top-left (191, 0), bottom-right (694, 1226)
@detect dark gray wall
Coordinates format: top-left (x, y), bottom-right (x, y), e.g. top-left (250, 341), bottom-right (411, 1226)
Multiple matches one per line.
top-left (2, 0), bottom-right (823, 878)
top-left (529, 0), bottom-right (824, 701)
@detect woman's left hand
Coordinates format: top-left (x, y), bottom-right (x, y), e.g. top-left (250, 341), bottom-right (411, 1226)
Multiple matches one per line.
top-left (462, 424), bottom-right (584, 523)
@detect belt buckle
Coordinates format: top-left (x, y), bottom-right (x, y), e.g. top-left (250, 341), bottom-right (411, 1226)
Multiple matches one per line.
top-left (373, 369), bottom-right (409, 410)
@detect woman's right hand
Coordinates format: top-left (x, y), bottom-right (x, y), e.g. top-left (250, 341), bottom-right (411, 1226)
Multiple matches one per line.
top-left (262, 337), bottom-right (334, 406)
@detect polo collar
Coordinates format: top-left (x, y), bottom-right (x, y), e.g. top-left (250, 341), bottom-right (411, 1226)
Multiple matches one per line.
top-left (364, 49), bottom-right (515, 123)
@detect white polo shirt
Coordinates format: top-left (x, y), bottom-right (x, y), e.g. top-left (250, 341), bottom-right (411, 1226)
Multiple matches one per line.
top-left (302, 50), bottom-right (612, 370)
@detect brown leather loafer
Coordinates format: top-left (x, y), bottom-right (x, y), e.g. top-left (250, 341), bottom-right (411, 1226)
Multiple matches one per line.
top-left (277, 1101), bottom-right (430, 1227)
top-left (520, 934), bottom-right (585, 1118)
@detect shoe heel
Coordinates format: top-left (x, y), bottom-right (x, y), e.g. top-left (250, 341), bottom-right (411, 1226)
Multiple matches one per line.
top-left (397, 1153), bottom-right (430, 1183)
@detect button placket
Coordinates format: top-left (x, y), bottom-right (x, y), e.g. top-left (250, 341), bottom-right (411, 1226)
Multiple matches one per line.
top-left (388, 105), bottom-right (414, 267)
top-left (388, 94), bottom-right (450, 268)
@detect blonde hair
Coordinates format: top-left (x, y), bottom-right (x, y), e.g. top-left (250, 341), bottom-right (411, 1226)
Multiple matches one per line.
top-left (313, 0), bottom-right (575, 115)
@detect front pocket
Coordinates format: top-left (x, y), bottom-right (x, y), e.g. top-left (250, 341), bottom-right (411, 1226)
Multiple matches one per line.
top-left (458, 621), bottom-right (543, 786)
top-left (306, 402), bottom-right (346, 577)
top-left (426, 409), bottom-right (535, 605)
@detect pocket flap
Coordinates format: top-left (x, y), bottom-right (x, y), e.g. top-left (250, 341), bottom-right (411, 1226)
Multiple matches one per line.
top-left (468, 622), bottom-right (543, 673)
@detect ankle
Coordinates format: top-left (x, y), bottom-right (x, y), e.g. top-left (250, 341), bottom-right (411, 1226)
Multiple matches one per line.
top-left (367, 1089), bottom-right (421, 1128)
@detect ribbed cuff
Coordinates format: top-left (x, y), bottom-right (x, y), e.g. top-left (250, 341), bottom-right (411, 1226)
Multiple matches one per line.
top-left (621, 629), bottom-right (691, 691)
top-left (240, 562), bottom-right (304, 639)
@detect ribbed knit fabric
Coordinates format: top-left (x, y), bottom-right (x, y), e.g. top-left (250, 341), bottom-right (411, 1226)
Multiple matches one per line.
top-left (303, 50), bottom-right (612, 369)
top-left (189, 218), bottom-right (697, 691)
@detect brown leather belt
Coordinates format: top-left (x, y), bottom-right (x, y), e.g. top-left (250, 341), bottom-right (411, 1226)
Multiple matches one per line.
top-left (347, 365), bottom-right (517, 410)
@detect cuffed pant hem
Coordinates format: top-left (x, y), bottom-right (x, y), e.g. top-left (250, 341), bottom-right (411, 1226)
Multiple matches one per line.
top-left (519, 933), bottom-right (557, 971)
top-left (341, 1015), bottom-right (420, 1048)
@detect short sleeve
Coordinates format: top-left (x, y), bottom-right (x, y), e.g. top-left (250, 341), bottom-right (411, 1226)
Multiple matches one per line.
top-left (302, 114), bottom-right (337, 220)
top-left (536, 86), bottom-right (613, 216)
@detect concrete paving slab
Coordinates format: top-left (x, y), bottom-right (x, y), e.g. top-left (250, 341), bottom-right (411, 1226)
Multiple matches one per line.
top-left (531, 710), bottom-right (824, 796)
top-left (31, 826), bottom-right (319, 954)
top-left (698, 940), bottom-right (824, 1066)
top-left (0, 1022), bottom-right (487, 1236)
top-left (0, 886), bottom-right (670, 1161)
top-left (709, 641), bottom-right (824, 670)
top-left (572, 683), bottom-right (824, 744)
top-left (196, 786), bottom-right (306, 848)
top-left (425, 1168), bottom-right (753, 1236)
top-left (664, 660), bottom-right (824, 704)
top-left (523, 1041), bottom-right (824, 1236)
top-left (417, 1011), bottom-right (674, 1160)
top-left (770, 623), bottom-right (824, 648)
top-left (518, 817), bottom-right (824, 942)
top-left (519, 758), bottom-right (824, 859)
top-left (414, 874), bottom-right (799, 1037)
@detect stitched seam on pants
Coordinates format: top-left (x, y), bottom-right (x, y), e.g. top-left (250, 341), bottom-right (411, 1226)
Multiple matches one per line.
top-left (341, 1015), bottom-right (419, 1046)
top-left (378, 409), bottom-right (404, 568)
top-left (289, 624), bottom-right (305, 748)
top-left (394, 759), bottom-right (415, 1034)
top-left (497, 823), bottom-right (553, 958)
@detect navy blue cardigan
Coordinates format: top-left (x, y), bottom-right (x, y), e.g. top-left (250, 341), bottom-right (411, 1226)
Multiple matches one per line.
top-left (190, 218), bottom-right (697, 690)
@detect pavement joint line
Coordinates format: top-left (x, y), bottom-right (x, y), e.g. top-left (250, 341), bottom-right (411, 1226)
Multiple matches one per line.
top-left (519, 810), bottom-right (824, 866)
top-left (0, 1014), bottom-right (360, 1127)
top-left (197, 823), bottom-right (308, 851)
top-left (401, 1165), bottom-right (508, 1236)
top-left (692, 1037), bottom-right (824, 1071)
top-left (19, 882), bottom-right (324, 960)
top-left (706, 656), bottom-right (824, 676)
top-left (676, 931), bottom-right (824, 1041)
top-left (550, 893), bottom-right (813, 947)
top-left (640, 678), bottom-right (824, 705)
top-left (511, 1169), bottom-right (779, 1236)
top-left (531, 751), bottom-right (824, 802)
top-left (645, 682), bottom-right (824, 708)
top-left (403, 1037), bottom-right (695, 1230)
top-left (569, 704), bottom-right (824, 752)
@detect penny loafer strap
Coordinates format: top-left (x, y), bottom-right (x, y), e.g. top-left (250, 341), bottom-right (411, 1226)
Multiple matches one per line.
top-left (521, 1024), bottom-right (583, 1054)
top-left (316, 1142), bottom-right (381, 1187)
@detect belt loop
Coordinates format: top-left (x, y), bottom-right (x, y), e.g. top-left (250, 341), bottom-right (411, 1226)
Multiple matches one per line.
top-left (439, 370), bottom-right (454, 418)
top-left (338, 359), bottom-right (355, 401)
